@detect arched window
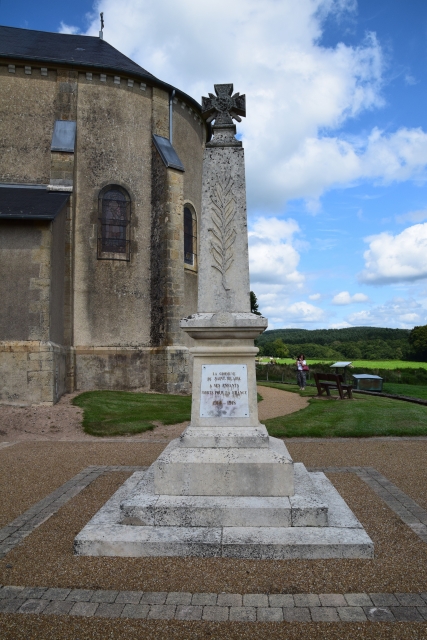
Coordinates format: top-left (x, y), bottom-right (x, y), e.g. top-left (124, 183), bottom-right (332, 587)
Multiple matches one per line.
top-left (97, 186), bottom-right (131, 260)
top-left (184, 205), bottom-right (197, 267)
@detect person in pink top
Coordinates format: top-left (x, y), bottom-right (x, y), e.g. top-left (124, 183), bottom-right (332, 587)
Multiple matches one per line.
top-left (296, 353), bottom-right (307, 391)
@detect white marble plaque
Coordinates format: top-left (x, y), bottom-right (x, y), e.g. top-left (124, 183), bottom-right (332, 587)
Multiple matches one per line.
top-left (200, 365), bottom-right (249, 418)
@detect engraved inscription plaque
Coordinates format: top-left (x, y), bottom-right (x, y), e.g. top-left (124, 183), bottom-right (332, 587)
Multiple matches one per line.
top-left (200, 364), bottom-right (249, 418)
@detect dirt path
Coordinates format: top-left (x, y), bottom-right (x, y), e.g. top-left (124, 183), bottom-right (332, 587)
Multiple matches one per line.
top-left (0, 385), bottom-right (307, 442)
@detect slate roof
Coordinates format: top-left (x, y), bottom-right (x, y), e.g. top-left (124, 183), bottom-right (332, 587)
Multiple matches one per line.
top-left (0, 25), bottom-right (201, 111)
top-left (0, 25), bottom-right (155, 78)
top-left (0, 186), bottom-right (70, 220)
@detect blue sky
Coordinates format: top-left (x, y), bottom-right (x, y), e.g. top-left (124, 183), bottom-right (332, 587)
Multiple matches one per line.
top-left (3, 0), bottom-right (427, 331)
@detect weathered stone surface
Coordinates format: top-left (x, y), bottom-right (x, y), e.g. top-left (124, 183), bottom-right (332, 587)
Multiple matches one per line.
top-left (153, 437), bottom-right (294, 497)
top-left (179, 426), bottom-right (270, 449)
top-left (74, 524), bottom-right (222, 557)
top-left (290, 463), bottom-right (328, 527)
top-left (153, 494), bottom-right (292, 527)
top-left (75, 467), bottom-right (373, 558)
top-left (221, 526), bottom-right (373, 559)
top-left (121, 463), bottom-right (329, 528)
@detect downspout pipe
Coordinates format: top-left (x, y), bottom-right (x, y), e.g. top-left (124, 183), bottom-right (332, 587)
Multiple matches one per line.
top-left (169, 89), bottom-right (176, 143)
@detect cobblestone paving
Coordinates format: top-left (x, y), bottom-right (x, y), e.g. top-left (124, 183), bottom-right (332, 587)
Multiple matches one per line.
top-left (1, 585), bottom-right (427, 622)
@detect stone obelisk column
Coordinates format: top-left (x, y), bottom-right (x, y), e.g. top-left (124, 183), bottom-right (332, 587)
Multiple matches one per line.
top-left (154, 84), bottom-right (294, 498)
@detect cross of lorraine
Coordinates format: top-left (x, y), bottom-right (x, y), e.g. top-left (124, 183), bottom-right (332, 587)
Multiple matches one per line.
top-left (201, 84), bottom-right (246, 126)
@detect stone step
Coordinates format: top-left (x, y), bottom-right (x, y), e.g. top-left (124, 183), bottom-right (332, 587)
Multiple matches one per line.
top-left (290, 463), bottom-right (328, 527)
top-left (179, 425), bottom-right (270, 448)
top-left (75, 470), bottom-right (373, 558)
top-left (120, 462), bottom-right (328, 528)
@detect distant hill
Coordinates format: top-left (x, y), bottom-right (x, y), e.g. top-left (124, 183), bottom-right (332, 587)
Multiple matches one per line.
top-left (255, 326), bottom-right (411, 361)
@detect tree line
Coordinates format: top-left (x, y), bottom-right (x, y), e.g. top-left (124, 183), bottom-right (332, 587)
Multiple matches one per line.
top-left (254, 326), bottom-right (427, 361)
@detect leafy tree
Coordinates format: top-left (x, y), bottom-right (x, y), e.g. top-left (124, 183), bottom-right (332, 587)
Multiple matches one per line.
top-left (409, 325), bottom-right (427, 361)
top-left (250, 291), bottom-right (262, 315)
top-left (341, 343), bottom-right (362, 360)
top-left (263, 338), bottom-right (289, 359)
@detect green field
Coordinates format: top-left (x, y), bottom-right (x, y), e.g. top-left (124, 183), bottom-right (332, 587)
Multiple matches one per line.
top-left (258, 357), bottom-right (427, 369)
top-left (258, 382), bottom-right (427, 438)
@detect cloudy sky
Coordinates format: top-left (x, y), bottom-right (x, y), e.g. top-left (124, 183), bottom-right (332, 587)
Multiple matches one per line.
top-left (4, 0), bottom-right (427, 330)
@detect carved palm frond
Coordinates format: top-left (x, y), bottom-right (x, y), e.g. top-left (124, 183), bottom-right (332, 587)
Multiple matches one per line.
top-left (208, 176), bottom-right (237, 291)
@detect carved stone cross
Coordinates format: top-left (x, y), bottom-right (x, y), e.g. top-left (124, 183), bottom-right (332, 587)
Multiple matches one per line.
top-left (202, 84), bottom-right (246, 126)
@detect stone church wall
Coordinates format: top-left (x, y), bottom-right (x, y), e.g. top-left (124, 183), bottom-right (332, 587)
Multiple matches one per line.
top-left (0, 207), bottom-right (68, 405)
top-left (0, 54), bottom-right (206, 403)
top-left (0, 64), bottom-right (56, 184)
top-left (73, 75), bottom-right (153, 391)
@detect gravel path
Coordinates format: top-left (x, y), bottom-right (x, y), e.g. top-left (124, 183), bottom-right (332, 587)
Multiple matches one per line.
top-left (0, 387), bottom-right (426, 637)
top-left (0, 386), bottom-right (307, 442)
top-left (1, 441), bottom-right (427, 638)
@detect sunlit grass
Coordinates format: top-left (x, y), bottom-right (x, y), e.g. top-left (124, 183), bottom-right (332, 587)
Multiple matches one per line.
top-left (258, 381), bottom-right (427, 437)
top-left (72, 391), bottom-right (191, 437)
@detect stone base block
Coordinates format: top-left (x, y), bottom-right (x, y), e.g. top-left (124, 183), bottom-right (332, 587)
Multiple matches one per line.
top-left (179, 426), bottom-right (270, 448)
top-left (154, 437), bottom-right (294, 497)
top-left (75, 465), bottom-right (374, 559)
top-left (120, 469), bottom-right (292, 527)
top-left (120, 462), bottom-right (328, 528)
top-left (290, 463), bottom-right (328, 526)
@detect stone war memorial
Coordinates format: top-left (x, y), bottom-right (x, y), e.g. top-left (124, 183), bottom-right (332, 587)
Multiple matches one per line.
top-left (74, 84), bottom-right (373, 559)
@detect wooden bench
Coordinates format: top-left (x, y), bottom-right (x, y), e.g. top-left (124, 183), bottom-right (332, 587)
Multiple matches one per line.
top-left (313, 373), bottom-right (353, 400)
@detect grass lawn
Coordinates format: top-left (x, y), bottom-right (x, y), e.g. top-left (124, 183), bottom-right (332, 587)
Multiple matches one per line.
top-left (72, 390), bottom-right (192, 437)
top-left (258, 381), bottom-right (427, 437)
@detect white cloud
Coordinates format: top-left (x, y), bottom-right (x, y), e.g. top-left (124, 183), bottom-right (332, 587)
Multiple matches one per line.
top-left (248, 217), bottom-right (304, 286)
top-left (332, 291), bottom-right (369, 304)
top-left (286, 301), bottom-right (325, 322)
top-left (396, 208), bottom-right (427, 224)
top-left (360, 223), bottom-right (427, 284)
top-left (404, 74), bottom-right (417, 86)
top-left (346, 297), bottom-right (427, 328)
top-left (59, 22), bottom-right (80, 34)
top-left (309, 293), bottom-right (321, 300)
top-left (263, 298), bottom-right (326, 329)
top-left (328, 321), bottom-right (353, 328)
top-left (276, 127), bottom-right (427, 205)
top-left (80, 0), bottom-right (427, 213)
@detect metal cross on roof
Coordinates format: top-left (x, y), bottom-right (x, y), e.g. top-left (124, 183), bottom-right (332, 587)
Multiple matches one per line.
top-left (201, 84), bottom-right (246, 126)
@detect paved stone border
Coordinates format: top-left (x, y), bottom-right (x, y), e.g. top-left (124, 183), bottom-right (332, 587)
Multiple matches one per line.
top-left (309, 466), bottom-right (427, 544)
top-left (0, 586), bottom-right (427, 621)
top-left (0, 466), bottom-right (147, 559)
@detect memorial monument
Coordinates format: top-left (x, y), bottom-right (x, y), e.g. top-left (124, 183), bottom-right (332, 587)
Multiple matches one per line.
top-left (75, 85), bottom-right (373, 559)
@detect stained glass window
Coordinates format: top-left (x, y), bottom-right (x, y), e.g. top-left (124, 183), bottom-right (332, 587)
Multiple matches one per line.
top-left (184, 206), bottom-right (196, 266)
top-left (98, 187), bottom-right (130, 260)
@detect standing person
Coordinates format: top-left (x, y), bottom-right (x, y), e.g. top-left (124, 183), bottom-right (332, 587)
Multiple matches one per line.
top-left (296, 353), bottom-right (307, 391)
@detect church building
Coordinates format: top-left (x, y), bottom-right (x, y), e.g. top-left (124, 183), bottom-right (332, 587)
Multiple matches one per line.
top-left (0, 25), bottom-right (207, 405)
